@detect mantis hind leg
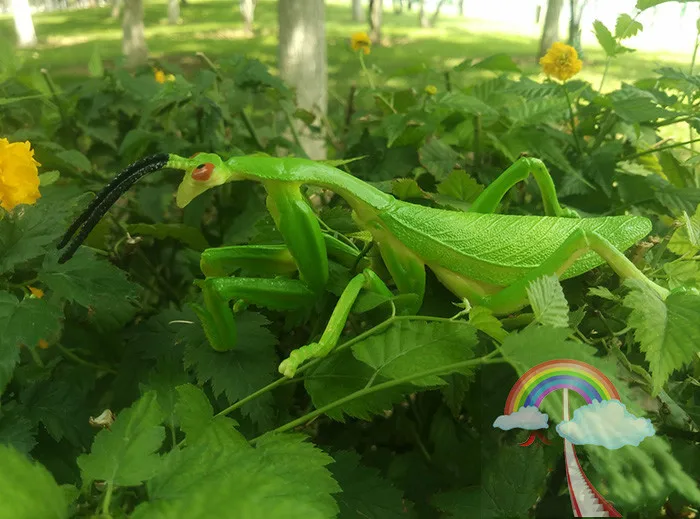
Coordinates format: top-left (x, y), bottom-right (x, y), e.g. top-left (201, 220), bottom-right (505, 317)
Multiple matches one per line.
top-left (480, 228), bottom-right (669, 315)
top-left (470, 156), bottom-right (579, 218)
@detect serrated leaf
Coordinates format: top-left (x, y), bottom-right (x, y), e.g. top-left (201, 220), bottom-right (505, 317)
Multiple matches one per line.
top-left (418, 139), bottom-right (460, 181)
top-left (468, 306), bottom-right (508, 342)
top-left (668, 205), bottom-right (700, 255)
top-left (183, 312), bottom-right (278, 428)
top-left (526, 275), bottom-right (570, 328)
top-left (0, 405), bottom-right (36, 454)
top-left (392, 178), bottom-right (424, 200)
top-left (134, 433), bottom-right (340, 519)
top-left (436, 170), bottom-right (484, 203)
top-left (470, 53), bottom-right (521, 73)
top-left (40, 248), bottom-right (140, 309)
top-left (174, 384), bottom-right (245, 446)
top-left (615, 14), bottom-right (643, 39)
top-left (78, 391), bottom-right (166, 487)
top-left (0, 445), bottom-right (69, 519)
top-left (623, 281), bottom-right (700, 394)
top-left (56, 149), bottom-right (92, 173)
top-left (304, 349), bottom-right (408, 422)
top-left (127, 223), bottom-right (210, 251)
top-left (593, 20), bottom-right (618, 57)
top-left (352, 321), bottom-right (478, 386)
top-left (330, 451), bottom-right (410, 518)
top-left (588, 286), bottom-right (620, 301)
top-left (21, 378), bottom-right (88, 445)
top-left (432, 444), bottom-right (549, 518)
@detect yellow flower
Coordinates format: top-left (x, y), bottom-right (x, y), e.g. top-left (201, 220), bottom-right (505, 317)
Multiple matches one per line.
top-left (0, 138), bottom-right (41, 212)
top-left (539, 42), bottom-right (582, 82)
top-left (351, 32), bottom-right (371, 55)
top-left (154, 69), bottom-right (175, 84)
top-left (29, 286), bottom-right (44, 298)
top-left (38, 339), bottom-right (49, 349)
top-left (424, 85), bottom-right (437, 95)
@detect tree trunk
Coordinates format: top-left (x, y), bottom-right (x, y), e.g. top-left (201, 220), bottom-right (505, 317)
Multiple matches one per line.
top-left (352, 0), bottom-right (363, 22)
top-left (369, 0), bottom-right (382, 43)
top-left (406, 0), bottom-right (413, 10)
top-left (568, 0), bottom-right (587, 57)
top-left (167, 0), bottom-right (179, 24)
top-left (122, 0), bottom-right (148, 67)
top-left (429, 0), bottom-right (448, 26)
top-left (111, 0), bottom-right (122, 18)
top-left (240, 0), bottom-right (255, 36)
top-left (393, 0), bottom-right (402, 14)
top-left (278, 0), bottom-right (327, 160)
top-left (458, 0), bottom-right (464, 16)
top-left (11, 0), bottom-right (37, 48)
top-left (537, 0), bottom-right (563, 59)
top-left (418, 0), bottom-right (428, 27)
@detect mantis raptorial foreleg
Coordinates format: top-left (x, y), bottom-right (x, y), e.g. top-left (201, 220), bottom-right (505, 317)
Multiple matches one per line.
top-left (470, 156), bottom-right (580, 218)
top-left (479, 228), bottom-right (670, 315)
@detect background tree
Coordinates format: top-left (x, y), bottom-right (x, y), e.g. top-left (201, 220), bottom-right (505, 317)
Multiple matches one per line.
top-left (11, 0), bottom-right (37, 48)
top-left (122, 0), bottom-right (148, 67)
top-left (458, 0), bottom-right (465, 16)
top-left (369, 0), bottom-right (382, 44)
top-left (538, 0), bottom-right (563, 59)
top-left (352, 0), bottom-right (363, 22)
top-left (168, 0), bottom-right (179, 25)
top-left (240, 0), bottom-right (255, 36)
top-left (278, 0), bottom-right (327, 159)
top-left (568, 0), bottom-right (587, 56)
top-left (111, 0), bottom-right (122, 18)
top-left (419, 0), bottom-right (448, 28)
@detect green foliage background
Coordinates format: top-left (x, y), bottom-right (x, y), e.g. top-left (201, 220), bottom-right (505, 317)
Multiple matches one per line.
top-left (1, 3), bottom-right (700, 517)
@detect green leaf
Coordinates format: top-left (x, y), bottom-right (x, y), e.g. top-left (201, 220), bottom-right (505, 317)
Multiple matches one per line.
top-left (38, 170), bottom-right (60, 186)
top-left (21, 378), bottom-right (88, 445)
top-left (623, 281), bottom-right (700, 394)
top-left (526, 275), bottom-right (570, 328)
top-left (127, 223), bottom-right (210, 251)
top-left (588, 286), bottom-right (620, 301)
top-left (352, 321), bottom-right (478, 386)
top-left (593, 20), bottom-right (619, 57)
top-left (0, 404), bottom-right (36, 455)
top-left (183, 312), bottom-right (278, 428)
top-left (134, 433), bottom-right (340, 519)
top-left (615, 14), bottom-right (643, 39)
top-left (0, 445), bottom-right (70, 519)
top-left (0, 291), bottom-right (63, 393)
top-left (40, 248), bottom-right (140, 310)
top-left (470, 53), bottom-right (521, 73)
top-left (436, 170), bottom-right (484, 203)
top-left (468, 306), bottom-right (509, 343)
top-left (174, 384), bottom-right (245, 446)
top-left (330, 451), bottom-right (410, 518)
top-left (432, 444), bottom-right (549, 518)
top-left (391, 178), bottom-right (424, 200)
top-left (78, 391), bottom-right (165, 487)
top-left (304, 349), bottom-right (408, 422)
top-left (418, 139), bottom-right (460, 181)
top-left (87, 45), bottom-right (104, 77)
top-left (668, 205), bottom-right (700, 255)
top-left (56, 149), bottom-right (92, 173)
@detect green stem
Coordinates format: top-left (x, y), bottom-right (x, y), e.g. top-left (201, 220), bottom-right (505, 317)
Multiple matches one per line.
top-left (40, 68), bottom-right (68, 128)
top-left (101, 481), bottom-right (114, 517)
top-left (254, 355), bottom-right (506, 440)
top-left (562, 84), bottom-right (583, 155)
top-left (240, 107), bottom-right (265, 151)
top-left (622, 138), bottom-right (700, 160)
top-left (597, 59), bottom-right (611, 93)
top-left (214, 377), bottom-right (294, 418)
top-left (56, 344), bottom-right (117, 375)
top-left (358, 52), bottom-right (375, 90)
top-left (283, 107), bottom-right (310, 158)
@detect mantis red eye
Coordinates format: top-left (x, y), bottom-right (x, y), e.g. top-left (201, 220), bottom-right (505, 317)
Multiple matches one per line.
top-left (192, 162), bottom-right (214, 181)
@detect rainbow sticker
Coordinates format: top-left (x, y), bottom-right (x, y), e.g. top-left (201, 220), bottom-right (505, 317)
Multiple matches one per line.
top-left (504, 359), bottom-right (620, 415)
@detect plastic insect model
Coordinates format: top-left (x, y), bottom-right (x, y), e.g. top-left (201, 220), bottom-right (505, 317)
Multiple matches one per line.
top-left (58, 153), bottom-right (675, 377)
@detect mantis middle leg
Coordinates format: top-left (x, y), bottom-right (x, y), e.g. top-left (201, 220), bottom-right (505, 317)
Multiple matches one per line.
top-left (470, 156), bottom-right (579, 218)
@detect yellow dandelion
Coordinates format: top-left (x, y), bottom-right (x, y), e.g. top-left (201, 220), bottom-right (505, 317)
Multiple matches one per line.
top-left (154, 69), bottom-right (166, 84)
top-left (351, 32), bottom-right (371, 55)
top-left (0, 138), bottom-right (41, 212)
top-left (29, 286), bottom-right (44, 298)
top-left (424, 85), bottom-right (438, 95)
top-left (539, 42), bottom-right (582, 82)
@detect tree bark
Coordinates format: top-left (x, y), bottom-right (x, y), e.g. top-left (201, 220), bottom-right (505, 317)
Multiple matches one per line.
top-left (418, 0), bottom-right (428, 27)
top-left (458, 0), bottom-right (465, 16)
top-left (240, 0), bottom-right (255, 36)
top-left (278, 0), bottom-right (327, 160)
top-left (429, 0), bottom-right (448, 26)
top-left (393, 0), bottom-right (402, 14)
top-left (167, 0), bottom-right (179, 24)
top-left (111, 0), bottom-right (122, 18)
top-left (122, 0), bottom-right (148, 67)
top-left (369, 0), bottom-right (382, 44)
top-left (568, 0), bottom-right (587, 57)
top-left (352, 0), bottom-right (363, 22)
top-left (538, 0), bottom-right (563, 59)
top-left (11, 0), bottom-right (37, 48)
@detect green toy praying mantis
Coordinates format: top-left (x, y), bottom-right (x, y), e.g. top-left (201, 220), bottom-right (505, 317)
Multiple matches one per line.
top-left (57, 153), bottom-right (673, 377)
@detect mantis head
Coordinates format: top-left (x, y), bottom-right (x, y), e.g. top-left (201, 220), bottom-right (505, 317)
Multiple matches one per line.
top-left (172, 153), bottom-right (240, 208)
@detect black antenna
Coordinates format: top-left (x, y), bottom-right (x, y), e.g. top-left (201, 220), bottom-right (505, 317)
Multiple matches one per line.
top-left (57, 153), bottom-right (171, 263)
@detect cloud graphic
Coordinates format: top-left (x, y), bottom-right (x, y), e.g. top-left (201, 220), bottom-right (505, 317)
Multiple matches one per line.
top-left (556, 399), bottom-right (655, 450)
top-left (493, 406), bottom-right (549, 431)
